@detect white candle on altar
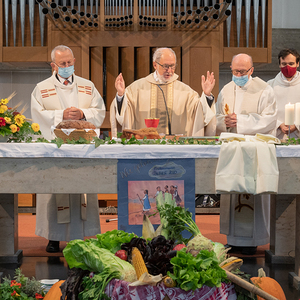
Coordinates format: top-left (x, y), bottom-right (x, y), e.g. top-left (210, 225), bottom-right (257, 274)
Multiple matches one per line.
top-left (295, 103), bottom-right (300, 125)
top-left (285, 103), bottom-right (295, 125)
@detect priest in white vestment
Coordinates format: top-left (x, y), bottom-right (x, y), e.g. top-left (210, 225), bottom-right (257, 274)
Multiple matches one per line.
top-left (31, 45), bottom-right (105, 252)
top-left (216, 53), bottom-right (277, 255)
top-left (268, 48), bottom-right (300, 140)
top-left (110, 47), bottom-right (216, 137)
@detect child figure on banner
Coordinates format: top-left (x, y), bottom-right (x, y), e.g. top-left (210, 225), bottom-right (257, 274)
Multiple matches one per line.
top-left (173, 185), bottom-right (182, 206)
top-left (137, 190), bottom-right (151, 212)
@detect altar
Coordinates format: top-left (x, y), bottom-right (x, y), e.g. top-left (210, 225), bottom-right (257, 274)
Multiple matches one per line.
top-left (0, 143), bottom-right (299, 289)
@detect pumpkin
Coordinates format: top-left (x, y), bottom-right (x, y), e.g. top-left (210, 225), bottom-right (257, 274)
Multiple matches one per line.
top-left (43, 280), bottom-right (65, 300)
top-left (250, 268), bottom-right (286, 300)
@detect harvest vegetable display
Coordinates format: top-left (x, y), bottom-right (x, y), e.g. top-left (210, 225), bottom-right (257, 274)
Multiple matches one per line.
top-left (57, 203), bottom-right (285, 300)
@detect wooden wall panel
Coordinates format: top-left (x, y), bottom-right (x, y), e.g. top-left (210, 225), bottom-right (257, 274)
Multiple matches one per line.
top-left (81, 33), bottom-right (90, 79)
top-left (105, 47), bottom-right (119, 108)
top-left (90, 46), bottom-right (103, 96)
top-left (120, 47), bottom-right (135, 87)
top-left (2, 47), bottom-right (47, 61)
top-left (71, 47), bottom-right (82, 77)
top-left (136, 47), bottom-right (150, 79)
top-left (189, 47), bottom-right (212, 96)
top-left (172, 47), bottom-right (181, 81)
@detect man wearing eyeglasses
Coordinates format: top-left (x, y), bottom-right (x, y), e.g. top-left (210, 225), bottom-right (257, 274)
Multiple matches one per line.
top-left (268, 48), bottom-right (300, 140)
top-left (110, 47), bottom-right (216, 137)
top-left (216, 53), bottom-right (277, 135)
top-left (31, 45), bottom-right (105, 253)
top-left (216, 53), bottom-right (277, 255)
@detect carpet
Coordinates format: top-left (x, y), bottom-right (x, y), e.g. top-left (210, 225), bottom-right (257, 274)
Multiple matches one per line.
top-left (18, 214), bottom-right (269, 257)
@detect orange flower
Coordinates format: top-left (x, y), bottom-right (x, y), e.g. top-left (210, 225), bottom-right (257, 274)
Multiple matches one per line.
top-left (11, 290), bottom-right (20, 296)
top-left (10, 124), bottom-right (18, 133)
top-left (31, 123), bottom-right (40, 132)
top-left (10, 280), bottom-right (21, 288)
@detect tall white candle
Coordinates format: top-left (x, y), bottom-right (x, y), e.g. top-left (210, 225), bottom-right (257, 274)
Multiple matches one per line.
top-left (295, 103), bottom-right (300, 125)
top-left (285, 103), bottom-right (295, 125)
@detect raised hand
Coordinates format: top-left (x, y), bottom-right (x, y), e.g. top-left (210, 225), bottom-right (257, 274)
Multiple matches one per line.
top-left (115, 73), bottom-right (126, 97)
top-left (201, 71), bottom-right (215, 96)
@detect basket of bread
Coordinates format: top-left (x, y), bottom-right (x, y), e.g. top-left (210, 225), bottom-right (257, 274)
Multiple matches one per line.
top-left (53, 120), bottom-right (99, 142)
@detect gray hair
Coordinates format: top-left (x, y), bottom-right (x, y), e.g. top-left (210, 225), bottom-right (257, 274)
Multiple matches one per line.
top-left (51, 45), bottom-right (74, 62)
top-left (153, 47), bottom-right (176, 63)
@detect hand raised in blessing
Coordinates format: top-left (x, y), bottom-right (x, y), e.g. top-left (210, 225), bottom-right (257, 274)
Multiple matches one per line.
top-left (201, 71), bottom-right (215, 96)
top-left (115, 73), bottom-right (126, 97)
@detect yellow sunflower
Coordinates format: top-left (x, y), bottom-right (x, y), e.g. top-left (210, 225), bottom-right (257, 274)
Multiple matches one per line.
top-left (14, 114), bottom-right (25, 127)
top-left (0, 98), bottom-right (8, 105)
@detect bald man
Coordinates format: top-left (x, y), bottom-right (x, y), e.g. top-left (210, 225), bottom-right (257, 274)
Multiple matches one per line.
top-left (110, 47), bottom-right (216, 137)
top-left (216, 53), bottom-right (277, 255)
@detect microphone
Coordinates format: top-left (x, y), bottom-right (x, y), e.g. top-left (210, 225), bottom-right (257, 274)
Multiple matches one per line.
top-left (157, 84), bottom-right (172, 136)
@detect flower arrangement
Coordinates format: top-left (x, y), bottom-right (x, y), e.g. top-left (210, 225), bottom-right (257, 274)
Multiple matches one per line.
top-left (0, 92), bottom-right (41, 142)
top-left (0, 268), bottom-right (45, 299)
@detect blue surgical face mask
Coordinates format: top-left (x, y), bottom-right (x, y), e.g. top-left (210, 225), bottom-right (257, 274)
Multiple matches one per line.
top-left (58, 65), bottom-right (74, 78)
top-left (232, 74), bottom-right (249, 87)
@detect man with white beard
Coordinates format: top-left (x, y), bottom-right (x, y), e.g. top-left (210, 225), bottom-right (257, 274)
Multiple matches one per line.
top-left (110, 47), bottom-right (216, 137)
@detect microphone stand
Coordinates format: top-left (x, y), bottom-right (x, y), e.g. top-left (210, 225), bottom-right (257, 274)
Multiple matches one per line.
top-left (157, 84), bottom-right (172, 136)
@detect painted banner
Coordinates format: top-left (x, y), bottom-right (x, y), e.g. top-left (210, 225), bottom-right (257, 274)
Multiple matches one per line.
top-left (117, 158), bottom-right (195, 237)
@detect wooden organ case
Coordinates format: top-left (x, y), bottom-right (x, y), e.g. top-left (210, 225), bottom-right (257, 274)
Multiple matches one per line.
top-left (0, 0), bottom-right (272, 112)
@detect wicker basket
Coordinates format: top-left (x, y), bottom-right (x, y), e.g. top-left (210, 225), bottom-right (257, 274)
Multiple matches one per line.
top-left (54, 128), bottom-right (97, 142)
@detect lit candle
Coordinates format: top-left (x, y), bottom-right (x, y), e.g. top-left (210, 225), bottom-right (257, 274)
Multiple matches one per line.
top-left (295, 103), bottom-right (300, 125)
top-left (285, 103), bottom-right (295, 125)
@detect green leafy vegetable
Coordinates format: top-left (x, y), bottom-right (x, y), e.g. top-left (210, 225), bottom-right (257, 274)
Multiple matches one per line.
top-left (63, 239), bottom-right (137, 282)
top-left (95, 229), bottom-right (137, 253)
top-left (157, 204), bottom-right (200, 244)
top-left (79, 271), bottom-right (117, 300)
top-left (168, 249), bottom-right (227, 291)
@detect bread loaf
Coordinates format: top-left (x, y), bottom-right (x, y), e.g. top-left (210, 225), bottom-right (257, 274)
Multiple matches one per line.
top-left (56, 120), bottom-right (96, 129)
top-left (122, 127), bottom-right (160, 139)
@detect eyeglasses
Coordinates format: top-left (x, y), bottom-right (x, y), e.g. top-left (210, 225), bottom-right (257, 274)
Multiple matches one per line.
top-left (53, 61), bottom-right (74, 68)
top-left (231, 66), bottom-right (253, 76)
top-left (156, 61), bottom-right (176, 71)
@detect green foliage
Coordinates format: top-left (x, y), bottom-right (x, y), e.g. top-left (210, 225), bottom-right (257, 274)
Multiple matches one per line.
top-left (0, 268), bottom-right (45, 299)
top-left (79, 271), bottom-right (116, 300)
top-left (95, 230), bottom-right (137, 253)
top-left (168, 249), bottom-right (228, 291)
top-left (282, 137), bottom-right (300, 145)
top-left (34, 133), bottom-right (220, 147)
top-left (157, 204), bottom-right (200, 244)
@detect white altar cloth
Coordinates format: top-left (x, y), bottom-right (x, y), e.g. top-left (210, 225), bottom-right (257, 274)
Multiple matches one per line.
top-left (0, 143), bottom-right (221, 159)
top-left (0, 143), bottom-right (299, 159)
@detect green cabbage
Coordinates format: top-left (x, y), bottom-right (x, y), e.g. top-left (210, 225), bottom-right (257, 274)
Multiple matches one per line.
top-left (63, 239), bottom-right (137, 282)
top-left (212, 242), bottom-right (227, 263)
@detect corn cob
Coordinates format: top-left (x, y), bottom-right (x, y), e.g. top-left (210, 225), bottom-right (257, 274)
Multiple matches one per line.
top-left (220, 257), bottom-right (243, 272)
top-left (131, 247), bottom-right (148, 279)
